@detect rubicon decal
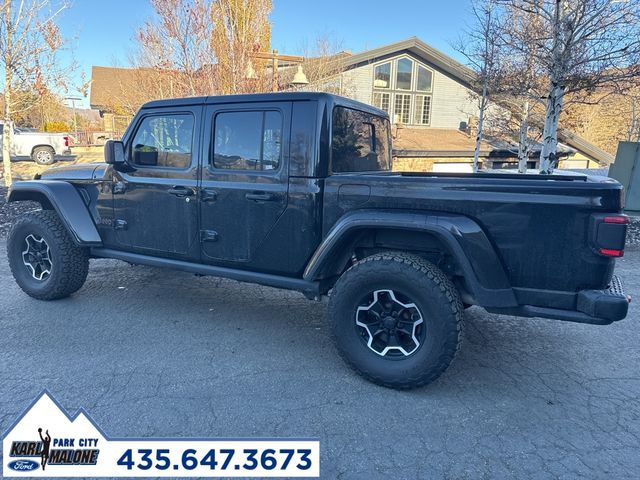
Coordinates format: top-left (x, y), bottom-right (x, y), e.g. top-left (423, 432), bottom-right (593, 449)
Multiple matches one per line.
top-left (2, 391), bottom-right (319, 477)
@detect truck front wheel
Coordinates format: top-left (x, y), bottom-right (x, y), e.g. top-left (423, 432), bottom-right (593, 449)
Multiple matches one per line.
top-left (7, 210), bottom-right (89, 300)
top-left (328, 252), bottom-right (463, 389)
top-left (32, 146), bottom-right (56, 165)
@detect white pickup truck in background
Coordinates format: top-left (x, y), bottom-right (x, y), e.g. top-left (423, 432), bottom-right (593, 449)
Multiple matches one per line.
top-left (0, 121), bottom-right (71, 165)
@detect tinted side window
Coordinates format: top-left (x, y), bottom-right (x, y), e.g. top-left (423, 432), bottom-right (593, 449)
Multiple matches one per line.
top-left (331, 107), bottom-right (391, 173)
top-left (131, 114), bottom-right (194, 168)
top-left (213, 111), bottom-right (282, 171)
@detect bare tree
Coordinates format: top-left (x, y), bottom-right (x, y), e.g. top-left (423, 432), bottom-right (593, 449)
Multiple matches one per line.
top-left (499, 0), bottom-right (640, 173)
top-left (134, 0), bottom-right (218, 98)
top-left (0, 0), bottom-right (69, 186)
top-left (300, 34), bottom-right (345, 83)
top-left (278, 33), bottom-right (351, 94)
top-left (132, 0), bottom-right (273, 102)
top-left (499, 3), bottom-right (548, 172)
top-left (455, 0), bottom-right (507, 172)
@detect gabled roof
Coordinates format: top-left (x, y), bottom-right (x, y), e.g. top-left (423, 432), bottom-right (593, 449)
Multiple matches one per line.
top-left (557, 129), bottom-right (615, 165)
top-left (342, 36), bottom-right (476, 87)
top-left (90, 65), bottom-right (211, 111)
top-left (392, 127), bottom-right (576, 159)
top-left (393, 128), bottom-right (494, 154)
top-left (90, 66), bottom-right (138, 109)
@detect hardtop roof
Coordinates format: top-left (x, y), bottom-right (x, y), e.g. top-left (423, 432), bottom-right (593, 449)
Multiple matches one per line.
top-left (140, 92), bottom-right (388, 118)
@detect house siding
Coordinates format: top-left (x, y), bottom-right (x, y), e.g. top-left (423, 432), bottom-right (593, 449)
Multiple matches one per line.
top-left (340, 64), bottom-right (373, 104)
top-left (430, 69), bottom-right (478, 128)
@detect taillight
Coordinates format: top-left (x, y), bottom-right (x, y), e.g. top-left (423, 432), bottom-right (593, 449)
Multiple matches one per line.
top-left (599, 248), bottom-right (624, 258)
top-left (604, 215), bottom-right (629, 225)
top-left (64, 136), bottom-right (69, 147)
top-left (590, 214), bottom-right (628, 258)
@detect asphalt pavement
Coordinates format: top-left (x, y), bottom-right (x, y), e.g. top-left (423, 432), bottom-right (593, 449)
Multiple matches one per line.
top-left (1, 242), bottom-right (639, 479)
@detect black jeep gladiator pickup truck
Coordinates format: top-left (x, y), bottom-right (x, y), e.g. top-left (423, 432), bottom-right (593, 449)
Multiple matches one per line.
top-left (6, 92), bottom-right (630, 389)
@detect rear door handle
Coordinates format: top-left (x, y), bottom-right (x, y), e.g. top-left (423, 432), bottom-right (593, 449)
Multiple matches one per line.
top-left (168, 186), bottom-right (195, 197)
top-left (201, 189), bottom-right (218, 202)
top-left (245, 192), bottom-right (276, 202)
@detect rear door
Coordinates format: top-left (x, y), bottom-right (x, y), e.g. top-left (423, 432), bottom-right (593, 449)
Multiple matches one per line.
top-left (199, 102), bottom-right (290, 264)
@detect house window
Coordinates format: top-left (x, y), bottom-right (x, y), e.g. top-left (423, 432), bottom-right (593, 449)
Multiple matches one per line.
top-left (396, 58), bottom-right (413, 90)
top-left (416, 65), bottom-right (433, 92)
top-left (414, 95), bottom-right (432, 125)
top-left (394, 94), bottom-right (411, 124)
top-left (373, 92), bottom-right (390, 113)
top-left (374, 62), bottom-right (391, 89)
top-left (371, 56), bottom-right (435, 126)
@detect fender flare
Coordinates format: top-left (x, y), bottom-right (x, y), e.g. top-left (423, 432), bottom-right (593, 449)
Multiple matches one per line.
top-left (8, 180), bottom-right (102, 246)
top-left (303, 210), bottom-right (517, 308)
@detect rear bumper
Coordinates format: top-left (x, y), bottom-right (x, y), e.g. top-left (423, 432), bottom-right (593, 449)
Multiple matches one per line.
top-left (488, 275), bottom-right (630, 325)
top-left (575, 275), bottom-right (629, 323)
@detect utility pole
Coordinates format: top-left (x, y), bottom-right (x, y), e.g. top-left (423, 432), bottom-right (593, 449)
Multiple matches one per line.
top-left (65, 96), bottom-right (81, 139)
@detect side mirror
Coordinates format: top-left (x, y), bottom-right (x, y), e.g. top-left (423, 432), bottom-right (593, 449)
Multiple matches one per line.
top-left (104, 140), bottom-right (126, 165)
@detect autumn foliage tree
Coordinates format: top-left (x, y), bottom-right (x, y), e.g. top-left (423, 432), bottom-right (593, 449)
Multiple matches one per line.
top-left (133, 0), bottom-right (272, 102)
top-left (0, 0), bottom-right (70, 185)
top-left (559, 81), bottom-right (640, 154)
top-left (211, 0), bottom-right (272, 94)
top-left (134, 0), bottom-right (217, 99)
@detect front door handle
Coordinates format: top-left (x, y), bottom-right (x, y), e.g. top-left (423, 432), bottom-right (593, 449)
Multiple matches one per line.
top-left (245, 192), bottom-right (276, 202)
top-left (168, 186), bottom-right (195, 197)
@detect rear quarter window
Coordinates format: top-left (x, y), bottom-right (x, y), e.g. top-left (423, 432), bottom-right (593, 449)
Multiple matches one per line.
top-left (331, 106), bottom-right (391, 173)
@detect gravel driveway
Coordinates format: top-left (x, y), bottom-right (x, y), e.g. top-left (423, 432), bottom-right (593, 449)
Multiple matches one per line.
top-left (0, 243), bottom-right (639, 479)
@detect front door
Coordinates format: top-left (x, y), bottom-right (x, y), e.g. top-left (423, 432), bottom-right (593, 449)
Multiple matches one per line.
top-left (199, 102), bottom-right (291, 264)
top-left (113, 107), bottom-right (201, 259)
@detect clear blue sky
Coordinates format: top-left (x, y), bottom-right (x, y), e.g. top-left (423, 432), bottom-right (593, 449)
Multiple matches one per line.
top-left (58, 0), bottom-right (474, 107)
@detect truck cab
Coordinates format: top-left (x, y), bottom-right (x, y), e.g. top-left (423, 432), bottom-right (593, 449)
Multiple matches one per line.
top-left (95, 94), bottom-right (388, 278)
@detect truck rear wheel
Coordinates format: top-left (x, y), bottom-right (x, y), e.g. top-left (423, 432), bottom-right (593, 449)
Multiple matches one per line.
top-left (32, 146), bottom-right (56, 165)
top-left (7, 210), bottom-right (89, 300)
top-left (328, 252), bottom-right (463, 389)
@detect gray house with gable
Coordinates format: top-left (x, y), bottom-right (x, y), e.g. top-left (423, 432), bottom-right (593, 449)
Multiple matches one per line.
top-left (319, 37), bottom-right (613, 171)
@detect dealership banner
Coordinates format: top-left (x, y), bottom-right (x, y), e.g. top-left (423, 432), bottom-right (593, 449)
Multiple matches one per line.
top-left (2, 391), bottom-right (319, 477)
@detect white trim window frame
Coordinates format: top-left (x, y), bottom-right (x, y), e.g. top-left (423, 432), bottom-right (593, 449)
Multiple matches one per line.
top-left (414, 94), bottom-right (432, 125)
top-left (394, 93), bottom-right (412, 124)
top-left (371, 55), bottom-right (434, 126)
top-left (372, 91), bottom-right (391, 114)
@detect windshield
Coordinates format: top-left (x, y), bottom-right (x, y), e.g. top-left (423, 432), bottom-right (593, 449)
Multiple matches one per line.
top-left (331, 106), bottom-right (391, 173)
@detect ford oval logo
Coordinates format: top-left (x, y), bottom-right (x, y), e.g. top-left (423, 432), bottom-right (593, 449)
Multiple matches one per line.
top-left (8, 459), bottom-right (39, 471)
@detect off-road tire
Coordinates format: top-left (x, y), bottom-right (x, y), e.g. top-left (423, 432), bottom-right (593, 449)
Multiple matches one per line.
top-left (329, 252), bottom-right (463, 389)
top-left (32, 146), bottom-right (56, 165)
top-left (7, 210), bottom-right (89, 300)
